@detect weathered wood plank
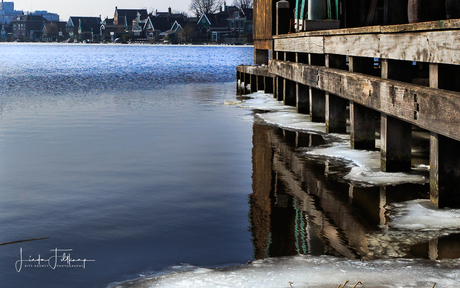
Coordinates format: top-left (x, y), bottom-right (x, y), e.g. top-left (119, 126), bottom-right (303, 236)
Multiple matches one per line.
top-left (237, 65), bottom-right (274, 77)
top-left (323, 34), bottom-right (380, 57)
top-left (273, 19), bottom-right (460, 39)
top-left (380, 31), bottom-right (460, 64)
top-left (274, 36), bottom-right (324, 53)
top-left (269, 59), bottom-right (460, 142)
top-left (276, 30), bottom-right (460, 65)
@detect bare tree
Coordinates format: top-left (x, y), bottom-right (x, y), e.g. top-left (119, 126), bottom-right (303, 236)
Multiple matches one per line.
top-left (233, 0), bottom-right (252, 9)
top-left (189, 0), bottom-right (223, 17)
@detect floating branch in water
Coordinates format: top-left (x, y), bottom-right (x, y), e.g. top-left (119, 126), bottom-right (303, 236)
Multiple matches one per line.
top-left (0, 237), bottom-right (50, 246)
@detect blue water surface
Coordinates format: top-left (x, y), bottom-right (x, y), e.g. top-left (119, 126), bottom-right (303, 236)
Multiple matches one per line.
top-left (0, 43), bottom-right (254, 288)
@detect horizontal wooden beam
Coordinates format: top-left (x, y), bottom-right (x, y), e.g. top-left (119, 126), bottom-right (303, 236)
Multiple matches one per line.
top-left (269, 59), bottom-right (460, 142)
top-left (273, 19), bottom-right (460, 38)
top-left (275, 29), bottom-right (460, 65)
top-left (237, 65), bottom-right (273, 77)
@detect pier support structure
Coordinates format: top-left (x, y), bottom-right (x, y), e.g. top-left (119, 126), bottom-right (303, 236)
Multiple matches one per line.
top-left (325, 54), bottom-right (347, 133)
top-left (349, 56), bottom-right (377, 149)
top-left (238, 18), bottom-right (460, 208)
top-left (380, 59), bottom-right (412, 172)
top-left (296, 83), bottom-right (309, 114)
top-left (284, 78), bottom-right (296, 106)
top-left (309, 87), bottom-right (325, 122)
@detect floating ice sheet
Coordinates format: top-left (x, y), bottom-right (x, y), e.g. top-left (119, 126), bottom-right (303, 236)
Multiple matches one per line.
top-left (109, 255), bottom-right (460, 288)
top-left (303, 142), bottom-right (428, 186)
top-left (238, 91), bottom-right (290, 112)
top-left (391, 199), bottom-right (460, 231)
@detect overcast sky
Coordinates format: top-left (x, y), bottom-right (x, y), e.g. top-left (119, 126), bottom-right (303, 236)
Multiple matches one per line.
top-left (11, 0), bottom-right (193, 21)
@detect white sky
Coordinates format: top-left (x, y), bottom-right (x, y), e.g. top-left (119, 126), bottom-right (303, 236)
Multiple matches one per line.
top-left (10, 0), bottom-right (193, 21)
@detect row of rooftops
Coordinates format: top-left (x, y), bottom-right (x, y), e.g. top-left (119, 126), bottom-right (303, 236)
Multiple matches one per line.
top-left (1, 5), bottom-right (253, 42)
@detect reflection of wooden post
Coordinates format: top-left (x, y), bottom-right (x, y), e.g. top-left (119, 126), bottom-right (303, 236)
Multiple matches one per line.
top-left (348, 185), bottom-right (354, 205)
top-left (379, 187), bottom-right (387, 226)
top-left (429, 238), bottom-right (439, 260)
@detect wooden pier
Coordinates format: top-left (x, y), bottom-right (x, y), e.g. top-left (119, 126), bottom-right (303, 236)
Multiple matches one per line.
top-left (237, 1), bottom-right (460, 208)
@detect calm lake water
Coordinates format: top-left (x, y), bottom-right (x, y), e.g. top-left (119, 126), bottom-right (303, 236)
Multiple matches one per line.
top-left (1, 43), bottom-right (460, 288)
top-left (0, 44), bottom-right (255, 287)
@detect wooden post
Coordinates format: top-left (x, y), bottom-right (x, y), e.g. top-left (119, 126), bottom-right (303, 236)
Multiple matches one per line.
top-left (265, 76), bottom-right (274, 94)
top-left (276, 76), bottom-right (284, 101)
top-left (325, 92), bottom-right (348, 133)
top-left (380, 114), bottom-right (412, 172)
top-left (284, 78), bottom-right (296, 106)
top-left (430, 133), bottom-right (460, 208)
top-left (349, 56), bottom-right (377, 149)
top-left (296, 83), bottom-right (309, 114)
top-left (325, 54), bottom-right (348, 133)
top-left (255, 49), bottom-right (269, 65)
top-left (244, 72), bottom-right (251, 94)
top-left (236, 71), bottom-right (241, 95)
top-left (251, 74), bottom-right (257, 93)
top-left (276, 1), bottom-right (290, 35)
top-left (380, 59), bottom-right (412, 172)
top-left (349, 56), bottom-right (376, 75)
top-left (381, 59), bottom-right (413, 83)
top-left (350, 101), bottom-right (376, 149)
top-left (258, 75), bottom-right (265, 91)
top-left (309, 87), bottom-right (325, 122)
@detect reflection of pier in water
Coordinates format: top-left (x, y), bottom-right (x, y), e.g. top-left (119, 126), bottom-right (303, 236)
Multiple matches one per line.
top-left (249, 123), bottom-right (460, 261)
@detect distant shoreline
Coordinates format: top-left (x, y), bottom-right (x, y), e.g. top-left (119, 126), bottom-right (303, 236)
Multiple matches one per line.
top-left (0, 42), bottom-right (254, 47)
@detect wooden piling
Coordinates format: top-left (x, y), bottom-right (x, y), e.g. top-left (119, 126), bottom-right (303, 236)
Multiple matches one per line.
top-left (380, 114), bottom-right (412, 172)
top-left (284, 78), bottom-right (296, 106)
top-left (350, 101), bottom-right (376, 149)
top-left (309, 87), bottom-right (325, 122)
top-left (296, 82), bottom-right (309, 113)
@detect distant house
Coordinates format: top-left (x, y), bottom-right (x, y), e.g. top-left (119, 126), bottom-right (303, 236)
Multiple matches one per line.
top-left (100, 18), bottom-right (118, 42)
top-left (150, 8), bottom-right (188, 43)
top-left (197, 12), bottom-right (231, 42)
top-left (42, 21), bottom-right (67, 41)
top-left (10, 15), bottom-right (46, 41)
top-left (114, 7), bottom-right (148, 32)
top-left (197, 6), bottom-right (253, 44)
top-left (66, 16), bottom-right (101, 42)
top-left (160, 21), bottom-right (183, 43)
